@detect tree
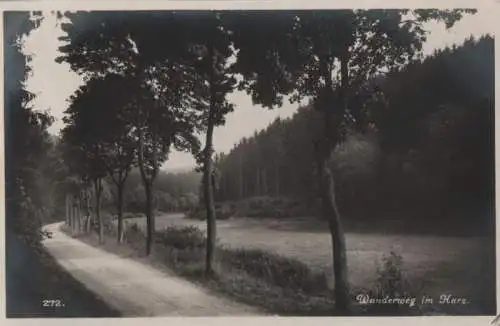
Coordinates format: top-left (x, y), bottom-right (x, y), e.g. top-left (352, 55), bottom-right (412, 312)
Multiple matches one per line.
top-left (94, 74), bottom-right (137, 242)
top-left (186, 12), bottom-right (237, 275)
top-left (215, 34), bottom-right (493, 230)
top-left (5, 11), bottom-right (54, 246)
top-left (62, 77), bottom-right (119, 242)
top-left (57, 11), bottom-right (201, 255)
top-left (228, 9), bottom-right (475, 314)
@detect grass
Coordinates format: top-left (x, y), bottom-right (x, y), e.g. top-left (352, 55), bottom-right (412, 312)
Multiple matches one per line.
top-left (68, 213), bottom-right (496, 316)
top-left (85, 222), bottom-right (339, 315)
top-left (119, 213), bottom-right (495, 315)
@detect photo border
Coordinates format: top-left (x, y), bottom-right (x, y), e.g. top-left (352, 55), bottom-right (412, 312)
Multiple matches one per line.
top-left (0, 1), bottom-right (498, 325)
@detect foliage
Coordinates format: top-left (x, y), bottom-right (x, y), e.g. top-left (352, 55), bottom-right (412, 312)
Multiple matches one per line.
top-left (214, 35), bottom-right (493, 234)
top-left (221, 248), bottom-right (328, 295)
top-left (156, 226), bottom-right (206, 250)
top-left (5, 11), bottom-right (55, 246)
top-left (185, 203), bottom-right (233, 220)
top-left (99, 223), bottom-right (334, 314)
top-left (122, 171), bottom-right (200, 213)
top-left (362, 251), bottom-right (423, 315)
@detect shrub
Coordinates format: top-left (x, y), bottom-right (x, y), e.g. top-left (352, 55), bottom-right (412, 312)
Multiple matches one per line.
top-left (361, 251), bottom-right (423, 315)
top-left (156, 226), bottom-right (206, 250)
top-left (184, 207), bottom-right (205, 220)
top-left (101, 212), bottom-right (113, 223)
top-left (123, 222), bottom-right (145, 246)
top-left (230, 196), bottom-right (315, 219)
top-left (153, 226), bottom-right (327, 295)
top-left (185, 204), bottom-right (234, 220)
top-left (220, 248), bottom-right (328, 295)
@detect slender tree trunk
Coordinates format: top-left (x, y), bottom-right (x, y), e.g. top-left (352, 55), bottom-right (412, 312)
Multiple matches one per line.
top-left (85, 188), bottom-right (91, 233)
top-left (72, 201), bottom-right (77, 234)
top-left (144, 182), bottom-right (154, 255)
top-left (117, 182), bottom-right (125, 243)
top-left (256, 168), bottom-right (261, 197)
top-left (317, 153), bottom-right (350, 314)
top-left (94, 178), bottom-right (103, 244)
top-left (65, 194), bottom-right (71, 226)
top-left (262, 169), bottom-right (268, 196)
top-left (76, 196), bottom-right (82, 233)
top-left (71, 195), bottom-right (77, 233)
top-left (137, 127), bottom-right (156, 256)
top-left (203, 105), bottom-right (217, 276)
top-left (315, 54), bottom-right (351, 315)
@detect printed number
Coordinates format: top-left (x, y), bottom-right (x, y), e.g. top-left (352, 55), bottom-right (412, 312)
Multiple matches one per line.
top-left (42, 299), bottom-right (64, 307)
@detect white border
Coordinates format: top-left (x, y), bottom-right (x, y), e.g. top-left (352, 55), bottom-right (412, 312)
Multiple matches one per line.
top-left (0, 1), bottom-right (498, 326)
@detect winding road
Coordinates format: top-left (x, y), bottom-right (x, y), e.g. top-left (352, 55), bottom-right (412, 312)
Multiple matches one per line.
top-left (41, 222), bottom-right (261, 317)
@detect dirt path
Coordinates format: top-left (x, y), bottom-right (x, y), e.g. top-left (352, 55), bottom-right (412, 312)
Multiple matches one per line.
top-left (41, 222), bottom-right (262, 317)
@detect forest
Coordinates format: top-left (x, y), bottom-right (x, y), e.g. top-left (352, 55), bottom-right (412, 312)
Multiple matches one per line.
top-left (5, 9), bottom-right (494, 316)
top-left (213, 35), bottom-right (494, 236)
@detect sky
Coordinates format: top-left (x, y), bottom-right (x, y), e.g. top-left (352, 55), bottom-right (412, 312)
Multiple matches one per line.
top-left (21, 9), bottom-right (495, 171)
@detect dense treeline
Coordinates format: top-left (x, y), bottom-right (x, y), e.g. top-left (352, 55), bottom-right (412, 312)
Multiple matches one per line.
top-left (215, 35), bottom-right (494, 232)
top-left (119, 169), bottom-right (201, 213)
top-left (4, 12), bottom-right (119, 317)
top-left (45, 139), bottom-right (201, 218)
top-left (4, 12), bottom-right (54, 245)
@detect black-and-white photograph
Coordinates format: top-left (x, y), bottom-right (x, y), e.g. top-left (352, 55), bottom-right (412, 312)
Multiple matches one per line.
top-left (4, 4), bottom-right (496, 318)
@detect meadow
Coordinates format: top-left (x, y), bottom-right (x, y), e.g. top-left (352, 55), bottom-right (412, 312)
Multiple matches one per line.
top-left (122, 213), bottom-right (493, 315)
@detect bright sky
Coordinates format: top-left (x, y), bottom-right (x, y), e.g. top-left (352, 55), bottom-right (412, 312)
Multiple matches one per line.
top-left (22, 9), bottom-right (495, 171)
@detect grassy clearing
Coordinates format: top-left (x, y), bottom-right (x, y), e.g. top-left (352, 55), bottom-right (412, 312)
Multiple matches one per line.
top-left (130, 213), bottom-right (493, 303)
top-left (71, 217), bottom-right (495, 316)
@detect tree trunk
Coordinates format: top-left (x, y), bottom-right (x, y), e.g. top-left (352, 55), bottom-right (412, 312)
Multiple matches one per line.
top-left (85, 188), bottom-right (91, 233)
top-left (137, 126), bottom-right (156, 256)
top-left (203, 104), bottom-right (217, 276)
top-left (94, 178), bottom-right (103, 244)
top-left (316, 53), bottom-right (351, 315)
top-left (117, 181), bottom-right (125, 243)
top-left (262, 168), bottom-right (268, 196)
top-left (76, 197), bottom-right (81, 233)
top-left (71, 198), bottom-right (76, 233)
top-left (144, 182), bottom-right (154, 255)
top-left (317, 154), bottom-right (350, 315)
top-left (72, 195), bottom-right (78, 234)
top-left (65, 194), bottom-right (71, 226)
top-left (256, 168), bottom-right (261, 197)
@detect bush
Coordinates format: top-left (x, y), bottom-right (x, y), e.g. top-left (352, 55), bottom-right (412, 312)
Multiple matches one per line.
top-left (242, 197), bottom-right (284, 218)
top-left (221, 248), bottom-right (328, 295)
top-left (230, 197), bottom-right (315, 219)
top-left (102, 212), bottom-right (113, 223)
top-left (361, 251), bottom-right (423, 315)
top-left (153, 225), bottom-right (327, 295)
top-left (123, 222), bottom-right (145, 246)
top-left (156, 226), bottom-right (206, 250)
top-left (153, 226), bottom-right (206, 273)
top-left (185, 204), bottom-right (234, 220)
top-left (92, 212), bottom-right (116, 236)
